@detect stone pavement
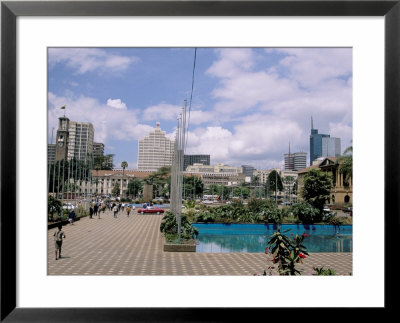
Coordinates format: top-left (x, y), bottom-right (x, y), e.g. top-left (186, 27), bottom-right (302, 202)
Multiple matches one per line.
top-left (48, 209), bottom-right (352, 276)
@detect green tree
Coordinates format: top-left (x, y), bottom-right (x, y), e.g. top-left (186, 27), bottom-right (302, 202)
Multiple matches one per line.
top-left (301, 169), bottom-right (332, 213)
top-left (93, 154), bottom-right (114, 170)
top-left (207, 184), bottom-right (219, 196)
top-left (233, 186), bottom-right (250, 199)
top-left (338, 145), bottom-right (352, 187)
top-left (48, 195), bottom-right (62, 221)
top-left (183, 175), bottom-right (204, 199)
top-left (267, 170), bottom-right (283, 202)
top-left (127, 178), bottom-right (143, 198)
top-left (121, 161), bottom-right (128, 176)
top-left (145, 166), bottom-right (171, 197)
top-left (112, 181), bottom-right (120, 197)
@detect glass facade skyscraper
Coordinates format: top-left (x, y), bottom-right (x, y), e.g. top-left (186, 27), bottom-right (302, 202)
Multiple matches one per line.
top-left (322, 137), bottom-right (341, 157)
top-left (310, 118), bottom-right (341, 165)
top-left (310, 119), bottom-right (330, 165)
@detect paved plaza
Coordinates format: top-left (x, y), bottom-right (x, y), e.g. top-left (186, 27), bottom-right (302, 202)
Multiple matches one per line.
top-left (48, 209), bottom-right (352, 276)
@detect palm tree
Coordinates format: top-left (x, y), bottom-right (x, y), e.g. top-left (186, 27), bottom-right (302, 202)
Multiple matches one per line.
top-left (121, 161), bottom-right (128, 176)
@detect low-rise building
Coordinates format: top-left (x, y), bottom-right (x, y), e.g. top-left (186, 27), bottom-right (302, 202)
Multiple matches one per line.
top-left (297, 157), bottom-right (352, 207)
top-left (89, 169), bottom-right (153, 197)
top-left (186, 163), bottom-right (243, 175)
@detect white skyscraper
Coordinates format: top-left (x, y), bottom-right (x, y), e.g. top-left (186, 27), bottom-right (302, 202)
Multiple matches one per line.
top-left (322, 137), bottom-right (341, 157)
top-left (137, 122), bottom-right (175, 171)
top-left (67, 121), bottom-right (94, 161)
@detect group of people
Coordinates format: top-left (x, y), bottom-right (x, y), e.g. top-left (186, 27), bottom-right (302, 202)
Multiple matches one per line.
top-left (89, 201), bottom-right (106, 219)
top-left (54, 200), bottom-right (135, 261)
top-left (88, 201), bottom-right (134, 219)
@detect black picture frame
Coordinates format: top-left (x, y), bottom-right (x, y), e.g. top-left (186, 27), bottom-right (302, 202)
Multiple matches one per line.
top-left (1, 0), bottom-right (399, 321)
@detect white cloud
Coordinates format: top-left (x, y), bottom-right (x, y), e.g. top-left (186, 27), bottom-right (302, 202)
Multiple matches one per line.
top-left (107, 98), bottom-right (127, 110)
top-left (48, 48), bottom-right (139, 74)
top-left (186, 110), bottom-right (215, 125)
top-left (192, 47), bottom-right (353, 167)
top-left (48, 92), bottom-right (153, 144)
top-left (185, 116), bottom-right (303, 167)
top-left (142, 103), bottom-right (182, 121)
top-left (272, 48), bottom-right (352, 88)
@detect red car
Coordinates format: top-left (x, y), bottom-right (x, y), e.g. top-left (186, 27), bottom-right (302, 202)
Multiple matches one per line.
top-left (137, 206), bottom-right (164, 215)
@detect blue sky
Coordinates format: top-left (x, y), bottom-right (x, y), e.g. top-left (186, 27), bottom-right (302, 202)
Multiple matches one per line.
top-left (48, 47), bottom-right (352, 170)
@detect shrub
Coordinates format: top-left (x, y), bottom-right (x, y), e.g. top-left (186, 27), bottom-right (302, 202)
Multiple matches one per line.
top-left (266, 227), bottom-right (309, 276)
top-left (290, 202), bottom-right (322, 224)
top-left (312, 266), bottom-right (336, 276)
top-left (160, 211), bottom-right (198, 241)
top-left (194, 211), bottom-right (215, 223)
top-left (262, 207), bottom-right (281, 224)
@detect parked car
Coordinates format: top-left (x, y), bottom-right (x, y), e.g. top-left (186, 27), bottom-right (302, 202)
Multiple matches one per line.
top-left (62, 203), bottom-right (75, 210)
top-left (282, 201), bottom-right (292, 206)
top-left (202, 200), bottom-right (214, 204)
top-left (343, 207), bottom-right (352, 216)
top-left (137, 206), bottom-right (164, 214)
top-left (323, 205), bottom-right (331, 212)
top-left (225, 201), bottom-right (232, 204)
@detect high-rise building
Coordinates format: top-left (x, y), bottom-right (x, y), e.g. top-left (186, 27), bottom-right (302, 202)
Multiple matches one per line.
top-left (67, 121), bottom-right (94, 161)
top-left (241, 165), bottom-right (256, 179)
top-left (310, 117), bottom-right (330, 165)
top-left (48, 144), bottom-right (56, 164)
top-left (183, 154), bottom-right (210, 171)
top-left (284, 152), bottom-right (307, 171)
top-left (137, 122), bottom-right (175, 171)
top-left (322, 137), bottom-right (341, 157)
top-left (93, 142), bottom-right (105, 157)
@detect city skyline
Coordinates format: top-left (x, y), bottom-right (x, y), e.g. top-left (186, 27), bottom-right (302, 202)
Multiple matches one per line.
top-left (48, 47), bottom-right (352, 169)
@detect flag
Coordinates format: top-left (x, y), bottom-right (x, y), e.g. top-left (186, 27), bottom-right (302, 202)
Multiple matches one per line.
top-left (60, 105), bottom-right (66, 109)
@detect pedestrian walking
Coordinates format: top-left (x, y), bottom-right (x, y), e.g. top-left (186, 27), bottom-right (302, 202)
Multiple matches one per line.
top-left (89, 205), bottom-right (94, 219)
top-left (53, 224), bottom-right (66, 260)
top-left (126, 205), bottom-right (131, 217)
top-left (69, 210), bottom-right (76, 225)
top-left (93, 203), bottom-right (98, 217)
top-left (113, 204), bottom-right (119, 218)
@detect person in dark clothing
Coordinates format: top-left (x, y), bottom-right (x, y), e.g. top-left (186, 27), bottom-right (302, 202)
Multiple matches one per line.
top-left (69, 210), bottom-right (76, 225)
top-left (93, 203), bottom-right (98, 217)
top-left (89, 206), bottom-right (94, 219)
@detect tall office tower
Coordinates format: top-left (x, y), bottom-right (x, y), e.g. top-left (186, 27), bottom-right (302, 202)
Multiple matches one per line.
top-left (93, 142), bottom-right (105, 157)
top-left (67, 121), bottom-right (94, 161)
top-left (137, 122), bottom-right (175, 171)
top-left (48, 144), bottom-right (56, 164)
top-left (284, 152), bottom-right (307, 171)
top-left (322, 137), bottom-right (341, 157)
top-left (241, 165), bottom-right (256, 178)
top-left (309, 117), bottom-right (330, 165)
top-left (55, 116), bottom-right (70, 161)
top-left (183, 154), bottom-right (211, 171)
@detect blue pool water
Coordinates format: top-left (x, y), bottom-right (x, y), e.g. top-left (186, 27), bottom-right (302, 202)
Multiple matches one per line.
top-left (192, 223), bottom-right (352, 253)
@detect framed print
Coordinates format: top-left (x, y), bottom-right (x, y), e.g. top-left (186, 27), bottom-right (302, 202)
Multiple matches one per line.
top-left (1, 0), bottom-right (399, 321)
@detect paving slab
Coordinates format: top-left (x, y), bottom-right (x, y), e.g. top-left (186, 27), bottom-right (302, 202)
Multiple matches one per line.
top-left (48, 209), bottom-right (352, 276)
